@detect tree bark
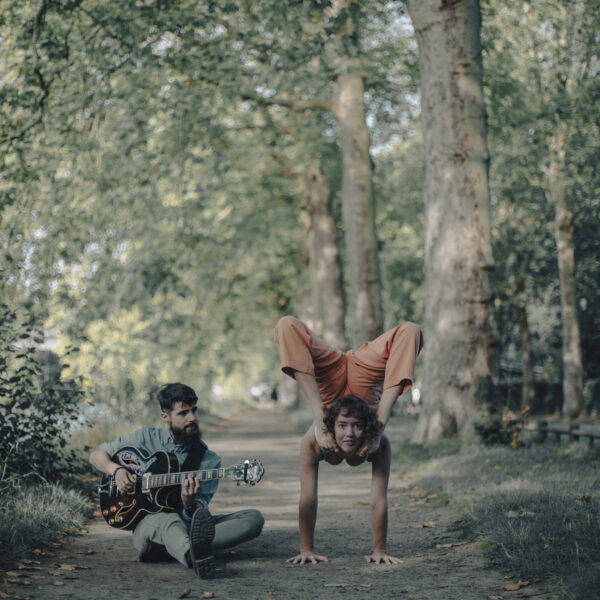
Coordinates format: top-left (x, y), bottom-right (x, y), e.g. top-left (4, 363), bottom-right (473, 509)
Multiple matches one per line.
top-left (515, 278), bottom-right (535, 409)
top-left (546, 124), bottom-right (584, 419)
top-left (327, 0), bottom-right (383, 347)
top-left (408, 0), bottom-right (497, 441)
top-left (304, 164), bottom-right (346, 349)
top-left (332, 60), bottom-right (383, 347)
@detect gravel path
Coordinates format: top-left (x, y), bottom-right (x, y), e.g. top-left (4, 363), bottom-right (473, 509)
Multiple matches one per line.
top-left (3, 407), bottom-right (519, 600)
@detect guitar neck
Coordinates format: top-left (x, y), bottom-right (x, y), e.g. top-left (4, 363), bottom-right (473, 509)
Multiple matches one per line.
top-left (144, 468), bottom-right (225, 489)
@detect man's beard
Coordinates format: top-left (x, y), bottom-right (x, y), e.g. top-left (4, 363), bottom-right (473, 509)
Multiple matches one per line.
top-left (170, 422), bottom-right (202, 445)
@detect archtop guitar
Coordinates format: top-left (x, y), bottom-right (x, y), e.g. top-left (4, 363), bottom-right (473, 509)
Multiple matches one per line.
top-left (98, 446), bottom-right (264, 529)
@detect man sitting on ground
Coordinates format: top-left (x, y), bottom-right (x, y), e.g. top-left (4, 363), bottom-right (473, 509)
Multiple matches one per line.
top-left (89, 382), bottom-right (264, 578)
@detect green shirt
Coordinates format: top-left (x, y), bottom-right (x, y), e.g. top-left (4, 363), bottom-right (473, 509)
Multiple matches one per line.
top-left (99, 426), bottom-right (221, 512)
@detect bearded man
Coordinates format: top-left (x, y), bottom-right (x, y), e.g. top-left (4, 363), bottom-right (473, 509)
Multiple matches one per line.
top-left (89, 383), bottom-right (264, 579)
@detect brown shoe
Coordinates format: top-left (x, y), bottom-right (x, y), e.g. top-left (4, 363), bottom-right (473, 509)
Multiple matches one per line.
top-left (138, 540), bottom-right (174, 562)
top-left (188, 507), bottom-right (216, 578)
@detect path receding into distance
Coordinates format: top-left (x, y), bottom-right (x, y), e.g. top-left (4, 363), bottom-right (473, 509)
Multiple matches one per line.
top-left (7, 406), bottom-right (546, 600)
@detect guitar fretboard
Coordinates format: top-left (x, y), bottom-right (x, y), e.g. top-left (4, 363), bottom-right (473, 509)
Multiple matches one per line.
top-left (147, 468), bottom-right (225, 488)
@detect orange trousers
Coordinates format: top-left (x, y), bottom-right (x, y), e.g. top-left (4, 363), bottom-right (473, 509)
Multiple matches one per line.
top-left (274, 316), bottom-right (424, 409)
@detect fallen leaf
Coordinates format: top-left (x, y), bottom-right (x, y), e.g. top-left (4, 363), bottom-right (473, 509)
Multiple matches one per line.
top-left (178, 587), bottom-right (192, 598)
top-left (6, 571), bottom-right (20, 577)
top-left (581, 495), bottom-right (591, 503)
top-left (514, 589), bottom-right (548, 598)
top-left (500, 580), bottom-right (530, 591)
top-left (435, 543), bottom-right (454, 549)
top-left (84, 549), bottom-right (96, 555)
top-left (357, 501), bottom-right (370, 506)
top-left (16, 563), bottom-right (41, 571)
top-left (0, 591), bottom-right (8, 599)
top-left (358, 584), bottom-right (372, 590)
top-left (426, 493), bottom-right (438, 499)
top-left (48, 570), bottom-right (62, 576)
top-left (488, 596), bottom-right (503, 600)
top-left (57, 564), bottom-right (76, 571)
top-left (92, 511), bottom-right (103, 518)
top-left (198, 593), bottom-right (214, 599)
top-left (453, 519), bottom-right (464, 524)
top-left (422, 521), bottom-right (436, 528)
top-left (53, 581), bottom-right (65, 586)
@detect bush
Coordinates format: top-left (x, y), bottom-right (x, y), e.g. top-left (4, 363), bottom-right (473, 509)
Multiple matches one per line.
top-left (0, 304), bottom-right (89, 484)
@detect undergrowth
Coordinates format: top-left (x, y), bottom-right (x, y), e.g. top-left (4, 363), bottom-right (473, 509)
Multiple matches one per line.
top-left (0, 482), bottom-right (91, 562)
top-left (394, 433), bottom-right (600, 600)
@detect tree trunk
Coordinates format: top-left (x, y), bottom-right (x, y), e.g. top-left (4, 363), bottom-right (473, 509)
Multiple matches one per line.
top-left (546, 124), bottom-right (584, 419)
top-left (333, 59), bottom-right (383, 347)
top-left (304, 164), bottom-right (346, 349)
top-left (408, 0), bottom-right (497, 441)
top-left (515, 278), bottom-right (535, 409)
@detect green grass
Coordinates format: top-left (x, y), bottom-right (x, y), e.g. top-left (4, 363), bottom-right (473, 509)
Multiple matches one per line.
top-left (393, 430), bottom-right (600, 600)
top-left (0, 482), bottom-right (92, 562)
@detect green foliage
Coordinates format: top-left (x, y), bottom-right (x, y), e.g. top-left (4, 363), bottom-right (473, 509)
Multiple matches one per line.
top-left (474, 408), bottom-right (523, 447)
top-left (0, 482), bottom-right (91, 560)
top-left (483, 0), bottom-right (600, 409)
top-left (0, 305), bottom-right (89, 484)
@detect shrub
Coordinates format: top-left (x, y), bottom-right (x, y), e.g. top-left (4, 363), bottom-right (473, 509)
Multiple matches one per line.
top-left (0, 304), bottom-right (89, 485)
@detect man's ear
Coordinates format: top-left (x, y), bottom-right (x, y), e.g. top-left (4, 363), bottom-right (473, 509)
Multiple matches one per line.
top-left (160, 411), bottom-right (170, 423)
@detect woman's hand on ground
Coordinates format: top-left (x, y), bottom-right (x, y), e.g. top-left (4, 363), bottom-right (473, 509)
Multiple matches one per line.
top-left (286, 551), bottom-right (329, 565)
top-left (364, 551), bottom-right (403, 564)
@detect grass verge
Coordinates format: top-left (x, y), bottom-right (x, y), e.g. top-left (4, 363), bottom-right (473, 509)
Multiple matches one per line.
top-left (393, 425), bottom-right (600, 600)
top-left (0, 481), bottom-right (92, 563)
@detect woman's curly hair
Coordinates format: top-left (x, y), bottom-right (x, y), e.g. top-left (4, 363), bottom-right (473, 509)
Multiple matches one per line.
top-left (323, 395), bottom-right (381, 446)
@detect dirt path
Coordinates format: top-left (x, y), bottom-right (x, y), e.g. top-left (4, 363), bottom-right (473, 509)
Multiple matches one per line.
top-left (8, 407), bottom-right (513, 600)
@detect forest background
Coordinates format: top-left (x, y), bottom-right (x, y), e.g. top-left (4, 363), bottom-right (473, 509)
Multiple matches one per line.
top-left (1, 0), bottom-right (600, 467)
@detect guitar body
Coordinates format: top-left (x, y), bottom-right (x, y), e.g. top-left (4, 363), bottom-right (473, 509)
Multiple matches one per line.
top-left (98, 446), bottom-right (183, 530)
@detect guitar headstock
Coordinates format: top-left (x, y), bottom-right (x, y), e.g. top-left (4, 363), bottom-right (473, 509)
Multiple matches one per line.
top-left (225, 459), bottom-right (264, 486)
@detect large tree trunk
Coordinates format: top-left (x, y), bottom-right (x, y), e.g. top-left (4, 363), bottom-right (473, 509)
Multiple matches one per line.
top-left (304, 164), bottom-right (346, 349)
top-left (333, 60), bottom-right (383, 347)
top-left (546, 125), bottom-right (584, 419)
top-left (408, 0), bottom-right (497, 441)
top-left (515, 278), bottom-right (535, 409)
top-left (327, 0), bottom-right (383, 348)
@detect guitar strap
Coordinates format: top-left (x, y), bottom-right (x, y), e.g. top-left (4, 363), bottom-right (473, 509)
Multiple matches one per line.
top-left (177, 440), bottom-right (209, 515)
top-left (180, 439), bottom-right (208, 473)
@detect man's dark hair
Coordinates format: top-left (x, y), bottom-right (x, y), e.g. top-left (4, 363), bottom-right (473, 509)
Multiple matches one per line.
top-left (323, 394), bottom-right (379, 444)
top-left (157, 383), bottom-right (198, 413)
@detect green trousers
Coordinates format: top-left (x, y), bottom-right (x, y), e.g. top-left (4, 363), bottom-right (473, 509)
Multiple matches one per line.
top-left (132, 509), bottom-right (264, 567)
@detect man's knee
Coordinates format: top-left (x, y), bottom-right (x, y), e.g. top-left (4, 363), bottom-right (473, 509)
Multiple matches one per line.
top-left (240, 509), bottom-right (265, 539)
